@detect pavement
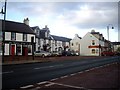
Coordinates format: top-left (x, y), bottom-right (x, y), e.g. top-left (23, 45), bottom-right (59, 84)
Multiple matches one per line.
top-left (2, 56), bottom-right (108, 65)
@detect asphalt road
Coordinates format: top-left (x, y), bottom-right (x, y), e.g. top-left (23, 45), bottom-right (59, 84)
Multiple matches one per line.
top-left (2, 56), bottom-right (119, 89)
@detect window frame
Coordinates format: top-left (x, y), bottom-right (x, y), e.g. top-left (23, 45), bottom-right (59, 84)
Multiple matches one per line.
top-left (92, 40), bottom-right (95, 45)
top-left (23, 33), bottom-right (27, 41)
top-left (11, 32), bottom-right (16, 40)
top-left (91, 49), bottom-right (95, 54)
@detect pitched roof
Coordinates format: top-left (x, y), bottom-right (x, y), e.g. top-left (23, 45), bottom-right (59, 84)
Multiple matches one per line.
top-left (31, 26), bottom-right (40, 31)
top-left (31, 26), bottom-right (41, 38)
top-left (51, 35), bottom-right (71, 42)
top-left (1, 20), bottom-right (35, 34)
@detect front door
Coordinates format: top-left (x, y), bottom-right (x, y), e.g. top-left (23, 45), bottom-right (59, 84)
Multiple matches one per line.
top-left (11, 45), bottom-right (15, 56)
top-left (22, 46), bottom-right (28, 56)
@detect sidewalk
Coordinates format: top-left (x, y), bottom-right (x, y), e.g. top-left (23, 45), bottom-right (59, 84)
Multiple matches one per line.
top-left (2, 56), bottom-right (108, 65)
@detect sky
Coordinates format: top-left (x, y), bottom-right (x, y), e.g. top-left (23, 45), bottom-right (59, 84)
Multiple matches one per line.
top-left (0, 0), bottom-right (119, 42)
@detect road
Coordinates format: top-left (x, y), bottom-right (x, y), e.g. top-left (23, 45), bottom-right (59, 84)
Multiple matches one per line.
top-left (2, 56), bottom-right (119, 89)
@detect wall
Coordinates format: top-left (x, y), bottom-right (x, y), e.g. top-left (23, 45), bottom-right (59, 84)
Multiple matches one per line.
top-left (70, 35), bottom-right (81, 53)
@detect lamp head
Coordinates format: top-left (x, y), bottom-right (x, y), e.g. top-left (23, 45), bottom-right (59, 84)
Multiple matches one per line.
top-left (112, 26), bottom-right (114, 29)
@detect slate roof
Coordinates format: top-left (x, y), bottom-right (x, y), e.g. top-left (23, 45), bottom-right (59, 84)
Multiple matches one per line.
top-left (112, 42), bottom-right (120, 45)
top-left (91, 32), bottom-right (99, 34)
top-left (51, 35), bottom-right (71, 42)
top-left (1, 20), bottom-right (35, 34)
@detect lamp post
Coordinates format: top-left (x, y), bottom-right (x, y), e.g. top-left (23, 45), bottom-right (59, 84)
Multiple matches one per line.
top-left (107, 24), bottom-right (114, 51)
top-left (0, 0), bottom-right (7, 62)
top-left (107, 24), bottom-right (114, 41)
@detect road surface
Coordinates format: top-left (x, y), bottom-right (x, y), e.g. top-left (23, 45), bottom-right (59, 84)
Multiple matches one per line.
top-left (2, 56), bottom-right (119, 89)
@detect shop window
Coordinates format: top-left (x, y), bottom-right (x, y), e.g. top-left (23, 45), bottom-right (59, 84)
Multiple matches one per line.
top-left (92, 49), bottom-right (95, 54)
top-left (11, 32), bottom-right (16, 40)
top-left (28, 45), bottom-right (32, 53)
top-left (23, 34), bottom-right (27, 41)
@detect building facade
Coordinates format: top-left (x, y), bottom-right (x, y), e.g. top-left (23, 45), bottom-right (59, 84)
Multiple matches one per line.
top-left (70, 30), bottom-right (109, 56)
top-left (2, 18), bottom-right (35, 57)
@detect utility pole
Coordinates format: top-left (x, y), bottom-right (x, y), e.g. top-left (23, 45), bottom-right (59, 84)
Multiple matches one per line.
top-left (1, 0), bottom-right (7, 63)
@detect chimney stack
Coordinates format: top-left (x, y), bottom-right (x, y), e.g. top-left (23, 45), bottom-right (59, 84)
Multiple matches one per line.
top-left (23, 18), bottom-right (29, 25)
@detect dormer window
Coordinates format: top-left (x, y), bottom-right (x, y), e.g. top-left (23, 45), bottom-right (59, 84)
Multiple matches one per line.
top-left (23, 34), bottom-right (27, 41)
top-left (11, 32), bottom-right (16, 40)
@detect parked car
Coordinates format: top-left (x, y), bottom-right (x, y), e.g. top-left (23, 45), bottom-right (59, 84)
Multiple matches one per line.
top-left (51, 51), bottom-right (62, 56)
top-left (62, 51), bottom-right (79, 56)
top-left (70, 51), bottom-right (79, 56)
top-left (101, 51), bottom-right (115, 56)
top-left (34, 50), bottom-right (51, 57)
top-left (114, 51), bottom-right (120, 56)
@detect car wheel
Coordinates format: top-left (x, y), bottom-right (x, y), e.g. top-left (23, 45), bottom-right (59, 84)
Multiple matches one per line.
top-left (42, 54), bottom-right (45, 58)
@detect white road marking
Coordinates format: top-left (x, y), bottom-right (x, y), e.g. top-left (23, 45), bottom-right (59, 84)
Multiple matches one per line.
top-left (49, 66), bottom-right (54, 68)
top-left (60, 75), bottom-right (68, 79)
top-left (20, 85), bottom-right (33, 89)
top-left (45, 83), bottom-right (55, 87)
top-left (78, 71), bottom-right (84, 74)
top-left (37, 81), bottom-right (47, 85)
top-left (70, 73), bottom-right (76, 76)
top-left (34, 64), bottom-right (64, 70)
top-left (47, 81), bottom-right (85, 89)
top-left (35, 87), bottom-right (41, 89)
top-left (50, 78), bottom-right (59, 81)
top-left (1, 71), bottom-right (14, 74)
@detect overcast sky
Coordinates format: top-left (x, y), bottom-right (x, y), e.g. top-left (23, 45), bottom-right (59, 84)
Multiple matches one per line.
top-left (0, 1), bottom-right (119, 42)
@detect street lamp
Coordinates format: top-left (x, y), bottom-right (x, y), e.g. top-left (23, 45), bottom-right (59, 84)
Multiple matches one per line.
top-left (107, 24), bottom-right (114, 51)
top-left (107, 24), bottom-right (114, 41)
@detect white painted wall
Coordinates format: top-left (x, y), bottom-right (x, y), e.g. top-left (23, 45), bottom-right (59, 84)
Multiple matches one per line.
top-left (5, 44), bottom-right (9, 55)
top-left (70, 34), bottom-right (81, 53)
top-left (27, 34), bottom-right (35, 42)
top-left (80, 32), bottom-right (100, 56)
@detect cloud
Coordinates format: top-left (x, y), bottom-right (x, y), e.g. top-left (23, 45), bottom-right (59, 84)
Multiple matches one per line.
top-left (54, 2), bottom-right (118, 30)
top-left (4, 2), bottom-right (118, 41)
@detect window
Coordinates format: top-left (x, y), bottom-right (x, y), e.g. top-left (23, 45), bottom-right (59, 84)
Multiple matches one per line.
top-left (55, 41), bottom-right (57, 46)
top-left (28, 45), bottom-right (32, 53)
top-left (38, 39), bottom-right (40, 45)
top-left (92, 49), bottom-right (95, 54)
top-left (0, 31), bottom-right (2, 41)
top-left (17, 45), bottom-right (21, 55)
top-left (76, 42), bottom-right (78, 45)
top-left (92, 40), bottom-right (95, 45)
top-left (23, 34), bottom-right (27, 41)
top-left (36, 30), bottom-right (39, 36)
top-left (11, 32), bottom-right (16, 40)
top-left (71, 43), bottom-right (73, 46)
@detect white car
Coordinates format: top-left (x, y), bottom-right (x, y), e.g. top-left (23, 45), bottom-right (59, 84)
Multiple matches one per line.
top-left (34, 51), bottom-right (51, 57)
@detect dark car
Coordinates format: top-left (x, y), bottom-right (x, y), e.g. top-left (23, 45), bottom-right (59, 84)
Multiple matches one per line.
top-left (62, 51), bottom-right (71, 56)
